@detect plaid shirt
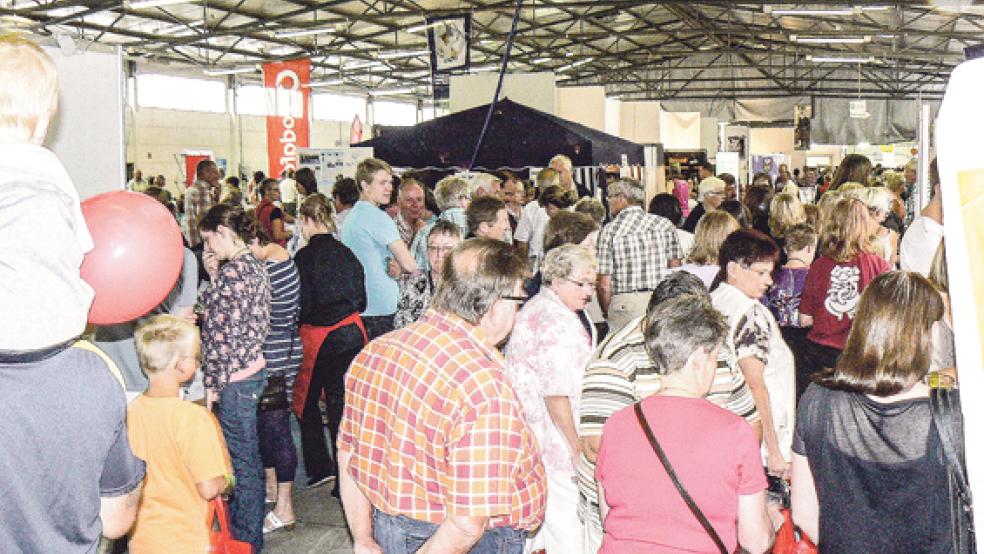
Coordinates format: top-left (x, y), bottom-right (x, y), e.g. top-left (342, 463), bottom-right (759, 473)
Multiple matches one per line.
top-left (338, 309), bottom-right (546, 530)
top-left (183, 180), bottom-right (214, 247)
top-left (596, 205), bottom-right (682, 293)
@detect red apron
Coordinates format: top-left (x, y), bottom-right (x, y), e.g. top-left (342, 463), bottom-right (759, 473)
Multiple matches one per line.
top-left (292, 313), bottom-right (367, 418)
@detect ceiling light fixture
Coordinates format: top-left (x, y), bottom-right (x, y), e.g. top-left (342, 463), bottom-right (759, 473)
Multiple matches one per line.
top-left (531, 57), bottom-right (551, 64)
top-left (370, 88), bottom-right (413, 96)
top-left (407, 21), bottom-right (442, 33)
top-left (470, 65), bottom-right (499, 73)
top-left (273, 26), bottom-right (336, 38)
top-left (129, 0), bottom-right (198, 9)
top-left (769, 8), bottom-right (855, 16)
top-left (344, 60), bottom-right (385, 70)
top-left (159, 18), bottom-right (203, 35)
top-left (203, 66), bottom-right (257, 76)
top-left (792, 35), bottom-right (870, 44)
top-left (807, 55), bottom-right (876, 63)
top-left (378, 49), bottom-right (430, 60)
top-left (556, 57), bottom-right (594, 72)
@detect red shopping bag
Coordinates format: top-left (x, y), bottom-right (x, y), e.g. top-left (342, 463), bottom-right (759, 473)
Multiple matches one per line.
top-left (773, 508), bottom-right (818, 554)
top-left (208, 497), bottom-right (253, 554)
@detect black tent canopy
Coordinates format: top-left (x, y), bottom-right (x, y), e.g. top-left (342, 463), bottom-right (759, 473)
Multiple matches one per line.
top-left (352, 98), bottom-right (645, 171)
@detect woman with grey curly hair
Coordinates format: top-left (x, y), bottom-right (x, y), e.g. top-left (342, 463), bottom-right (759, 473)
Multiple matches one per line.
top-left (505, 243), bottom-right (598, 553)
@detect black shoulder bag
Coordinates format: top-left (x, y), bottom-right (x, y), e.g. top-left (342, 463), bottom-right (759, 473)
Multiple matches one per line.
top-left (930, 387), bottom-right (977, 554)
top-left (634, 402), bottom-right (731, 554)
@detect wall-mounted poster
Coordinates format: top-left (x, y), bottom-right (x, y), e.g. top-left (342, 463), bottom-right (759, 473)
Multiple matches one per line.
top-left (716, 152), bottom-right (741, 183)
top-left (428, 15), bottom-right (472, 99)
top-left (727, 136), bottom-right (747, 160)
top-left (297, 147), bottom-right (374, 194)
top-left (751, 154), bottom-right (785, 182)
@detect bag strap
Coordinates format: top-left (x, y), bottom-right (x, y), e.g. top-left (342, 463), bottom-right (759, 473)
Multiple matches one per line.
top-left (930, 388), bottom-right (973, 506)
top-left (634, 402), bottom-right (729, 554)
top-left (210, 497), bottom-right (232, 532)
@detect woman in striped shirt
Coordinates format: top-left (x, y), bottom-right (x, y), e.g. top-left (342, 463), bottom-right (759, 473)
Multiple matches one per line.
top-left (249, 219), bottom-right (302, 533)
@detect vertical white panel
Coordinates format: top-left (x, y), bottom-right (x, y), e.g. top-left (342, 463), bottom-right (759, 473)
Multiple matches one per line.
top-left (44, 44), bottom-right (125, 200)
top-left (936, 58), bottom-right (984, 551)
top-left (604, 97), bottom-right (621, 137)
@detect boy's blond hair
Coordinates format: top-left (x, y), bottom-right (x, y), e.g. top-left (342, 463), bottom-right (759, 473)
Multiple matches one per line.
top-left (135, 315), bottom-right (199, 374)
top-left (0, 34), bottom-right (59, 144)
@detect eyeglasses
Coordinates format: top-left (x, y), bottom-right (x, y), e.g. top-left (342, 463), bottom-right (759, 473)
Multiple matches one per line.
top-left (427, 245), bottom-right (455, 253)
top-left (606, 192), bottom-right (623, 200)
top-left (501, 294), bottom-right (528, 303)
top-left (563, 277), bottom-right (597, 290)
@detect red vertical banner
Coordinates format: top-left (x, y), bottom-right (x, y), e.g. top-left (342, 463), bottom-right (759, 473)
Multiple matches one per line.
top-left (263, 58), bottom-right (310, 179)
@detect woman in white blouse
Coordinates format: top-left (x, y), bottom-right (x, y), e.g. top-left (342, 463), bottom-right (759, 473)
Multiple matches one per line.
top-left (505, 243), bottom-right (598, 554)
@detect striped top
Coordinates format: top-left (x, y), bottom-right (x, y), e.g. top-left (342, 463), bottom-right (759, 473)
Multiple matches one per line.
top-left (263, 259), bottom-right (301, 392)
top-left (577, 314), bottom-right (759, 523)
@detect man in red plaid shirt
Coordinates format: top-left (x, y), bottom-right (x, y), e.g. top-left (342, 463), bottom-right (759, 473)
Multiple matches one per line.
top-left (338, 238), bottom-right (546, 553)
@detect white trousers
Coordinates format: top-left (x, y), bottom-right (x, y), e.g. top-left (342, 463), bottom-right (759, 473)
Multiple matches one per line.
top-left (528, 471), bottom-right (584, 553)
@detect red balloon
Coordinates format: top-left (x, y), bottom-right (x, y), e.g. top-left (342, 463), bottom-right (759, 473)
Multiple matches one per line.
top-left (81, 191), bottom-right (184, 325)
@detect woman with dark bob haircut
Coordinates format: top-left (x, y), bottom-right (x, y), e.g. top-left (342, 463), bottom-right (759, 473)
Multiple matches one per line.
top-left (791, 271), bottom-right (951, 553)
top-left (649, 192), bottom-right (694, 258)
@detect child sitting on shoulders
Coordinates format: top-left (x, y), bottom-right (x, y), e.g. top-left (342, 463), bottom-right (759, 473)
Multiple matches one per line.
top-left (127, 315), bottom-right (232, 554)
top-left (764, 223), bottom-right (817, 400)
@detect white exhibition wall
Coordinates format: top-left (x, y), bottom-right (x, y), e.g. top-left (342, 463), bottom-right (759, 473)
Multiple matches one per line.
top-left (44, 44), bottom-right (126, 200)
top-left (555, 86), bottom-right (606, 132)
top-left (449, 72), bottom-right (557, 114)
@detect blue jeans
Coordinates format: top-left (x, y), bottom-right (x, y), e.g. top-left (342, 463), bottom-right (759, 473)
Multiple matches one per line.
top-left (372, 510), bottom-right (526, 554)
top-left (218, 375), bottom-right (266, 552)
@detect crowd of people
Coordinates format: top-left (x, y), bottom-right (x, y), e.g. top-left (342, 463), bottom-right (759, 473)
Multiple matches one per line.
top-left (0, 34), bottom-right (970, 554)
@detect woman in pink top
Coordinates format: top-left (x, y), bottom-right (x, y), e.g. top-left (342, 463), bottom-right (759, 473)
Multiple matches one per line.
top-left (672, 177), bottom-right (693, 217)
top-left (596, 296), bottom-right (773, 553)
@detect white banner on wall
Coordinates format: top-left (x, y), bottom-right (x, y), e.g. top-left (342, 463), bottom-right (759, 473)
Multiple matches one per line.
top-left (298, 147), bottom-right (374, 194)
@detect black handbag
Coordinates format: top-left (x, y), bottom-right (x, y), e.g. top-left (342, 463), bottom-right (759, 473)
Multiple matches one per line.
top-left (634, 402), bottom-right (734, 554)
top-left (258, 373), bottom-right (289, 412)
top-left (930, 387), bottom-right (976, 554)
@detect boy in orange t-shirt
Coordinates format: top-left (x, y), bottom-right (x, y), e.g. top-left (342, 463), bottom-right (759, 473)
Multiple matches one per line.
top-left (127, 315), bottom-right (232, 553)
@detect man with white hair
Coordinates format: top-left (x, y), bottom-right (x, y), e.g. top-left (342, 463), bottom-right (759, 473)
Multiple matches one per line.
top-left (596, 178), bottom-right (683, 331)
top-left (682, 176), bottom-right (726, 233)
top-left (0, 35), bottom-right (146, 552)
top-left (410, 175), bottom-right (471, 270)
top-left (393, 177), bottom-right (426, 246)
top-left (550, 153), bottom-right (591, 198)
top-left (467, 171), bottom-right (502, 199)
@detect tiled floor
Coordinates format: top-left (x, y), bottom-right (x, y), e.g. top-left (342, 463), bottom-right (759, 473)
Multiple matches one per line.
top-left (265, 484), bottom-right (353, 553)
top-left (263, 485), bottom-right (352, 554)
